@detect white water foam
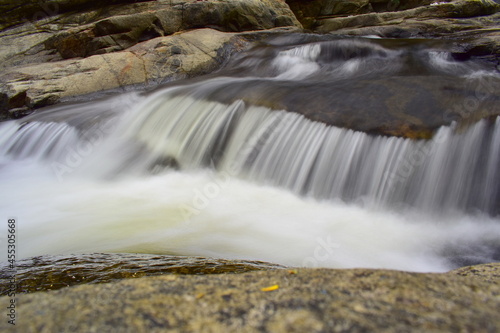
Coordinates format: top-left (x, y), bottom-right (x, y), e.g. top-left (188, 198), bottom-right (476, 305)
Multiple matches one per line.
top-left (1, 161), bottom-right (499, 272)
top-left (272, 44), bottom-right (322, 80)
top-left (0, 90), bottom-right (499, 271)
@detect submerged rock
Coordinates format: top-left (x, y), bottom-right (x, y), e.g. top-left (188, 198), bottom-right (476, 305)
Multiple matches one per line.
top-left (199, 72), bottom-right (500, 138)
top-left (1, 260), bottom-right (499, 332)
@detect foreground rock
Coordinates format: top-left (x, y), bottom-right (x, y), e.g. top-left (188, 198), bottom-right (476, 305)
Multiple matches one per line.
top-left (2, 261), bottom-right (499, 332)
top-left (0, 253), bottom-right (284, 295)
top-left (451, 262), bottom-right (500, 283)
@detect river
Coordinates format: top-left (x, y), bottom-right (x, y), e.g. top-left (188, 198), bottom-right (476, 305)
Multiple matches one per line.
top-left (1, 35), bottom-right (499, 272)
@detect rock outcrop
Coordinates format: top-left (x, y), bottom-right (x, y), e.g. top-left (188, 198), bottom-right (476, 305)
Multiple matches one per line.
top-left (286, 0), bottom-right (373, 28)
top-left (290, 0), bottom-right (500, 60)
top-left (315, 0), bottom-right (499, 33)
top-left (286, 0), bottom-right (441, 28)
top-left (285, 0), bottom-right (500, 64)
top-left (286, 0), bottom-right (500, 29)
top-left (0, 0), bottom-right (302, 119)
top-left (1, 259), bottom-right (499, 332)
top-left (0, 28), bottom-right (239, 118)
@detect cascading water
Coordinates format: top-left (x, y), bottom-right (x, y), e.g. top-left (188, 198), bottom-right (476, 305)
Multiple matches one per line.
top-left (1, 36), bottom-right (499, 272)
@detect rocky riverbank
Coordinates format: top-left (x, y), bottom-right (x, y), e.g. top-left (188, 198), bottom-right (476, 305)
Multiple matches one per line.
top-left (0, 255), bottom-right (499, 332)
top-left (0, 0), bottom-right (301, 119)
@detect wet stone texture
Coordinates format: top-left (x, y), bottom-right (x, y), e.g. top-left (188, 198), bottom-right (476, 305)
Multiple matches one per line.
top-left (1, 260), bottom-right (499, 332)
top-left (0, 253), bottom-right (284, 295)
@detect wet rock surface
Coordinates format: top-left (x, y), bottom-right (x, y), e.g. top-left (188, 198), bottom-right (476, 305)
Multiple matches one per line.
top-left (1, 259), bottom-right (499, 332)
top-left (1, 0), bottom-right (499, 137)
top-left (160, 34), bottom-right (500, 138)
top-left (0, 253), bottom-right (284, 295)
top-left (1, 3), bottom-right (500, 331)
top-left (200, 72), bottom-right (500, 138)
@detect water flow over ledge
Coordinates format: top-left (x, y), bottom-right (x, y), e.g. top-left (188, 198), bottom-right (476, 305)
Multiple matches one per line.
top-left (0, 37), bottom-right (499, 271)
top-left (3, 89), bottom-right (498, 215)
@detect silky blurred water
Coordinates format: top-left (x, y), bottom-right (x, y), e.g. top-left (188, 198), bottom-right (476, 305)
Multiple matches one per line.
top-left (0, 37), bottom-right (499, 272)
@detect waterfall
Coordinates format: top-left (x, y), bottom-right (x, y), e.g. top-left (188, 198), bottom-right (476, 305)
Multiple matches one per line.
top-left (3, 90), bottom-right (498, 215)
top-left (0, 37), bottom-right (499, 271)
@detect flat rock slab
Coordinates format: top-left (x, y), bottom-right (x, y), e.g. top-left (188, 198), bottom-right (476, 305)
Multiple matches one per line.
top-left (1, 262), bottom-right (499, 332)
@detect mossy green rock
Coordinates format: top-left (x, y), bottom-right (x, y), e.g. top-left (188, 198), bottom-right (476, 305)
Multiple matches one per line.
top-left (1, 262), bottom-right (499, 332)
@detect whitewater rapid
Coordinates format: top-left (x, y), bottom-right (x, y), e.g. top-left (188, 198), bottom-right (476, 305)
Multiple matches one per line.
top-left (1, 37), bottom-right (499, 272)
top-left (2, 159), bottom-right (499, 272)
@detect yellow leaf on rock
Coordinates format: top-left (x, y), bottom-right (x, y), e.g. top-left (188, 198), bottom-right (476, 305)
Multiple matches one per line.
top-left (261, 285), bottom-right (279, 292)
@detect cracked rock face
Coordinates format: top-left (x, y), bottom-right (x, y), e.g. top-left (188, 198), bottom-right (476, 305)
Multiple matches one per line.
top-left (0, 0), bottom-right (302, 119)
